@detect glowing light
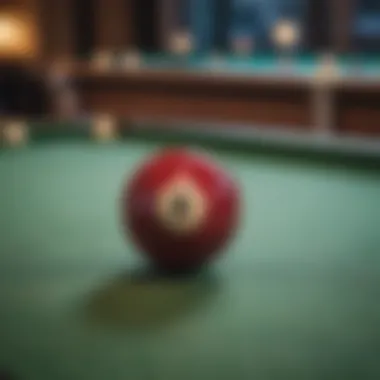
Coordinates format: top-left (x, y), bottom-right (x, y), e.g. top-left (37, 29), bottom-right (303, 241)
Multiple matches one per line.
top-left (0, 12), bottom-right (35, 57)
top-left (272, 19), bottom-right (301, 49)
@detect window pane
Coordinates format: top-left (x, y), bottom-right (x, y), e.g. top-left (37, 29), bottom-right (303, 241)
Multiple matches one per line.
top-left (188, 0), bottom-right (215, 52)
top-left (229, 0), bottom-right (307, 52)
top-left (184, 0), bottom-right (308, 53)
top-left (352, 0), bottom-right (380, 52)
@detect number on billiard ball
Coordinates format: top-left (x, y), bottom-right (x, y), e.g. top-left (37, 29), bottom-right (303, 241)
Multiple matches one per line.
top-left (155, 176), bottom-right (208, 235)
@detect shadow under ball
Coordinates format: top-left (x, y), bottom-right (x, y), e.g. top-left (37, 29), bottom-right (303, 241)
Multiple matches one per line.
top-left (122, 148), bottom-right (240, 272)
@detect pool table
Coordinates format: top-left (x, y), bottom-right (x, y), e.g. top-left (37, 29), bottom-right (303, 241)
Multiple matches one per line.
top-left (70, 54), bottom-right (380, 137)
top-left (0, 120), bottom-right (379, 380)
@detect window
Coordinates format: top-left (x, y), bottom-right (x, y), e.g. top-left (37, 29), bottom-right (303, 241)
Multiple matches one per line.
top-left (352, 0), bottom-right (380, 52)
top-left (184, 0), bottom-right (307, 53)
top-left (229, 0), bottom-right (307, 51)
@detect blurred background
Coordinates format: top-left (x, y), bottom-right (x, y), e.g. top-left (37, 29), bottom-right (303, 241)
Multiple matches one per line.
top-left (0, 0), bottom-right (379, 137)
top-left (0, 3), bottom-right (379, 379)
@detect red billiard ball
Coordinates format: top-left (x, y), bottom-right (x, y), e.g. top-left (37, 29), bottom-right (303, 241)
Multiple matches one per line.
top-left (122, 148), bottom-right (240, 271)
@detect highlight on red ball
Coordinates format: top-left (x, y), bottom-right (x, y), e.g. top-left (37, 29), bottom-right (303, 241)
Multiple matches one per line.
top-left (122, 147), bottom-right (240, 272)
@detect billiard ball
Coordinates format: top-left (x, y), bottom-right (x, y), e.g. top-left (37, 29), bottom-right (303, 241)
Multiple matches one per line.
top-left (121, 48), bottom-right (142, 70)
top-left (92, 115), bottom-right (117, 142)
top-left (2, 121), bottom-right (28, 147)
top-left (122, 148), bottom-right (240, 272)
top-left (169, 30), bottom-right (193, 57)
top-left (91, 50), bottom-right (114, 71)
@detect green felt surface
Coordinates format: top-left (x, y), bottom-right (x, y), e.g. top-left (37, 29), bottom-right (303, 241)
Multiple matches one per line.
top-left (0, 136), bottom-right (379, 380)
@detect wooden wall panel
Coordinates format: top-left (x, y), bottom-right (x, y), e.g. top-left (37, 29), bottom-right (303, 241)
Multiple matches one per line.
top-left (80, 89), bottom-right (311, 128)
top-left (36, 0), bottom-right (74, 60)
top-left (75, 74), bottom-right (312, 128)
top-left (331, 0), bottom-right (355, 52)
top-left (40, 0), bottom-right (74, 59)
top-left (0, 0), bottom-right (30, 7)
top-left (335, 88), bottom-right (380, 136)
top-left (94, 0), bottom-right (131, 51)
top-left (158, 0), bottom-right (180, 51)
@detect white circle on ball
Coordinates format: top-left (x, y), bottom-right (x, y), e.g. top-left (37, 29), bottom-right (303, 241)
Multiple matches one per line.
top-left (155, 176), bottom-right (208, 235)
